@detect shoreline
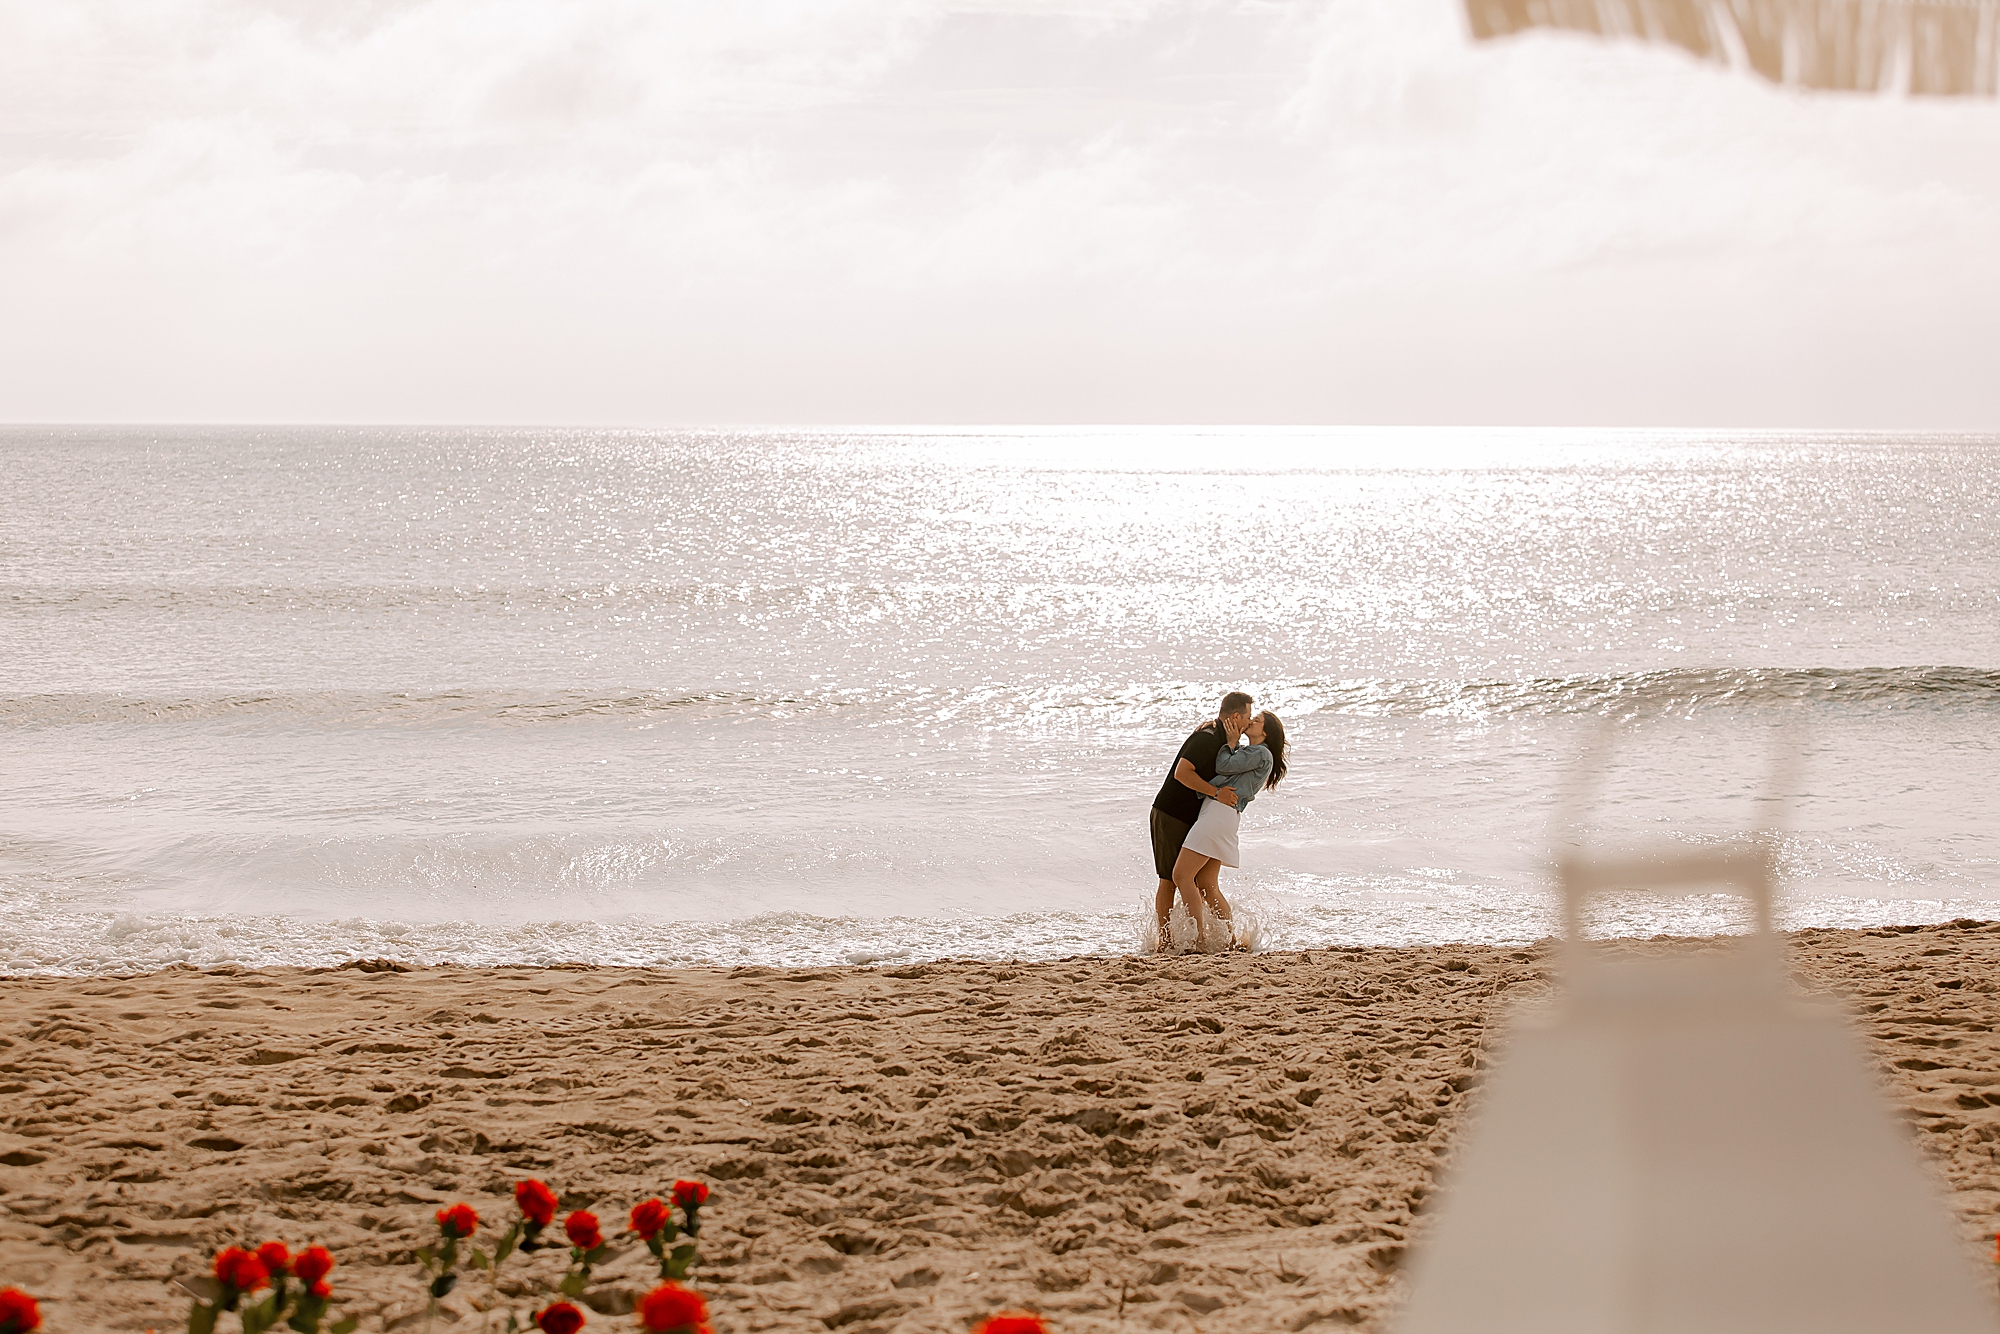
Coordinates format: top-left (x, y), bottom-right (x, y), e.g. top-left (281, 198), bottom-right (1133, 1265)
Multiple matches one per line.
top-left (5, 924), bottom-right (1998, 1329)
top-left (16, 896), bottom-right (2000, 982)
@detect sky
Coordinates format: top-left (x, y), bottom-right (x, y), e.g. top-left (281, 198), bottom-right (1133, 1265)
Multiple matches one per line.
top-left (2, 0), bottom-right (1997, 427)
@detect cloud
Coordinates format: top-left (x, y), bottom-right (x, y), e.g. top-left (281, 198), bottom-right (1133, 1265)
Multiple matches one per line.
top-left (1, 0), bottom-right (1996, 423)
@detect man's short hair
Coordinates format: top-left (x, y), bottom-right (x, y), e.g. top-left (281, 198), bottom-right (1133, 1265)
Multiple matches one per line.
top-left (1220, 690), bottom-right (1254, 718)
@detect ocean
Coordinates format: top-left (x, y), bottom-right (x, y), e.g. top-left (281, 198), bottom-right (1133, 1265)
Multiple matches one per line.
top-left (3, 425), bottom-right (1997, 974)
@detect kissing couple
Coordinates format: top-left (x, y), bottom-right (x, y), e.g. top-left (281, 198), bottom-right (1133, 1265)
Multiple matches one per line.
top-left (1149, 690), bottom-right (1290, 953)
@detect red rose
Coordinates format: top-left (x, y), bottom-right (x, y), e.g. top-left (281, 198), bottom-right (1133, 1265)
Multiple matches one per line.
top-left (293, 1244), bottom-right (335, 1286)
top-left (516, 1178), bottom-right (559, 1227)
top-left (972, 1315), bottom-right (1048, 1334)
top-left (308, 1279), bottom-right (332, 1299)
top-left (0, 1287), bottom-right (42, 1334)
top-left (436, 1203), bottom-right (479, 1239)
top-left (534, 1301), bottom-right (586, 1334)
top-left (256, 1241), bottom-right (291, 1277)
top-left (630, 1198), bottom-right (670, 1240)
top-left (213, 1246), bottom-right (270, 1292)
top-left (564, 1209), bottom-right (603, 1251)
top-left (638, 1283), bottom-right (708, 1334)
top-left (670, 1180), bottom-right (709, 1210)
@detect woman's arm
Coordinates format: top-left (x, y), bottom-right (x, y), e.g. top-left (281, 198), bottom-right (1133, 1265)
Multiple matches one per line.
top-left (1174, 758), bottom-right (1238, 807)
top-left (1243, 752), bottom-right (1273, 793)
top-left (1213, 743), bottom-right (1268, 776)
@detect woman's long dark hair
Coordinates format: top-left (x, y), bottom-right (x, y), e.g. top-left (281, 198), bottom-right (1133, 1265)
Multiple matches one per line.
top-left (1260, 711), bottom-right (1288, 789)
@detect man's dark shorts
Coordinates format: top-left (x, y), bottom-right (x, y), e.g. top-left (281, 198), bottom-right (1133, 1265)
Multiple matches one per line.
top-left (1150, 808), bottom-right (1192, 880)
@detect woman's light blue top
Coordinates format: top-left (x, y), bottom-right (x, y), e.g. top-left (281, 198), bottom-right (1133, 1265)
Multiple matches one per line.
top-left (1207, 742), bottom-right (1272, 813)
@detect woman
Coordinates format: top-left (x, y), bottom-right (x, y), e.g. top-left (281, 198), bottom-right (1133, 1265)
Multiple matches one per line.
top-left (1170, 710), bottom-right (1288, 952)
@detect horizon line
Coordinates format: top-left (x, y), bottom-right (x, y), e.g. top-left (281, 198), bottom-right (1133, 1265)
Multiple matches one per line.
top-left (4, 421), bottom-right (1998, 436)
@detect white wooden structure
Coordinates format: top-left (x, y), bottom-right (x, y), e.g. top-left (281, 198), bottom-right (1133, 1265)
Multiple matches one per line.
top-left (1397, 840), bottom-right (1996, 1334)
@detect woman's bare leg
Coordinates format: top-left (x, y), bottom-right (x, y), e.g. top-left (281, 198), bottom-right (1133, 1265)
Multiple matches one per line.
top-left (1196, 860), bottom-right (1234, 947)
top-left (1172, 848), bottom-right (1218, 950)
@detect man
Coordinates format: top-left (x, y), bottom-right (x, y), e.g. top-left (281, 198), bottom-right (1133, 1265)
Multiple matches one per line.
top-left (1151, 691), bottom-right (1254, 952)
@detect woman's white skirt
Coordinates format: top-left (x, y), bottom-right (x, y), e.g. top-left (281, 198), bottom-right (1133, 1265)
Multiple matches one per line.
top-left (1182, 797), bottom-right (1242, 868)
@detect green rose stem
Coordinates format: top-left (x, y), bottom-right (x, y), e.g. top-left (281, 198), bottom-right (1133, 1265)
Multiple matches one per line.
top-left (559, 1211), bottom-right (609, 1299)
top-left (421, 1205), bottom-right (479, 1334)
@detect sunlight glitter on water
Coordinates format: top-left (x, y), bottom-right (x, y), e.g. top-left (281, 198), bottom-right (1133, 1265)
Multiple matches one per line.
top-left (3, 427), bottom-right (1997, 972)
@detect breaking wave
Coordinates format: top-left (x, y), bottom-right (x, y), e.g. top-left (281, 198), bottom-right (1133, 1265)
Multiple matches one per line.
top-left (6, 666), bottom-right (1993, 729)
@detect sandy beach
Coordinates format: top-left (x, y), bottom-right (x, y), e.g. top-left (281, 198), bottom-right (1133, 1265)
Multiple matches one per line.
top-left (5, 922), bottom-right (1999, 1330)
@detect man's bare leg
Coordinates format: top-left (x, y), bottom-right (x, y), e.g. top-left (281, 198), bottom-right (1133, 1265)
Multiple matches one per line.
top-left (1154, 880), bottom-right (1178, 953)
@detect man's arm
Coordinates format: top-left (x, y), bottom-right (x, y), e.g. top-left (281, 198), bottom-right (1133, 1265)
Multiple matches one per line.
top-left (1174, 759), bottom-right (1238, 807)
top-left (1175, 722), bottom-right (1225, 778)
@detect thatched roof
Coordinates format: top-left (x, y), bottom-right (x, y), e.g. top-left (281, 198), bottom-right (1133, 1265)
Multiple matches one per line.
top-left (1464, 0), bottom-right (2000, 94)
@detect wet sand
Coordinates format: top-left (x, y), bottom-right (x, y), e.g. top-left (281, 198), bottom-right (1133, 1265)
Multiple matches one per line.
top-left (5, 922), bottom-right (1999, 1330)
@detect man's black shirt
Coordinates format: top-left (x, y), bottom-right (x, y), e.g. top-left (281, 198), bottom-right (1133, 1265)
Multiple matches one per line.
top-left (1152, 720), bottom-right (1226, 825)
